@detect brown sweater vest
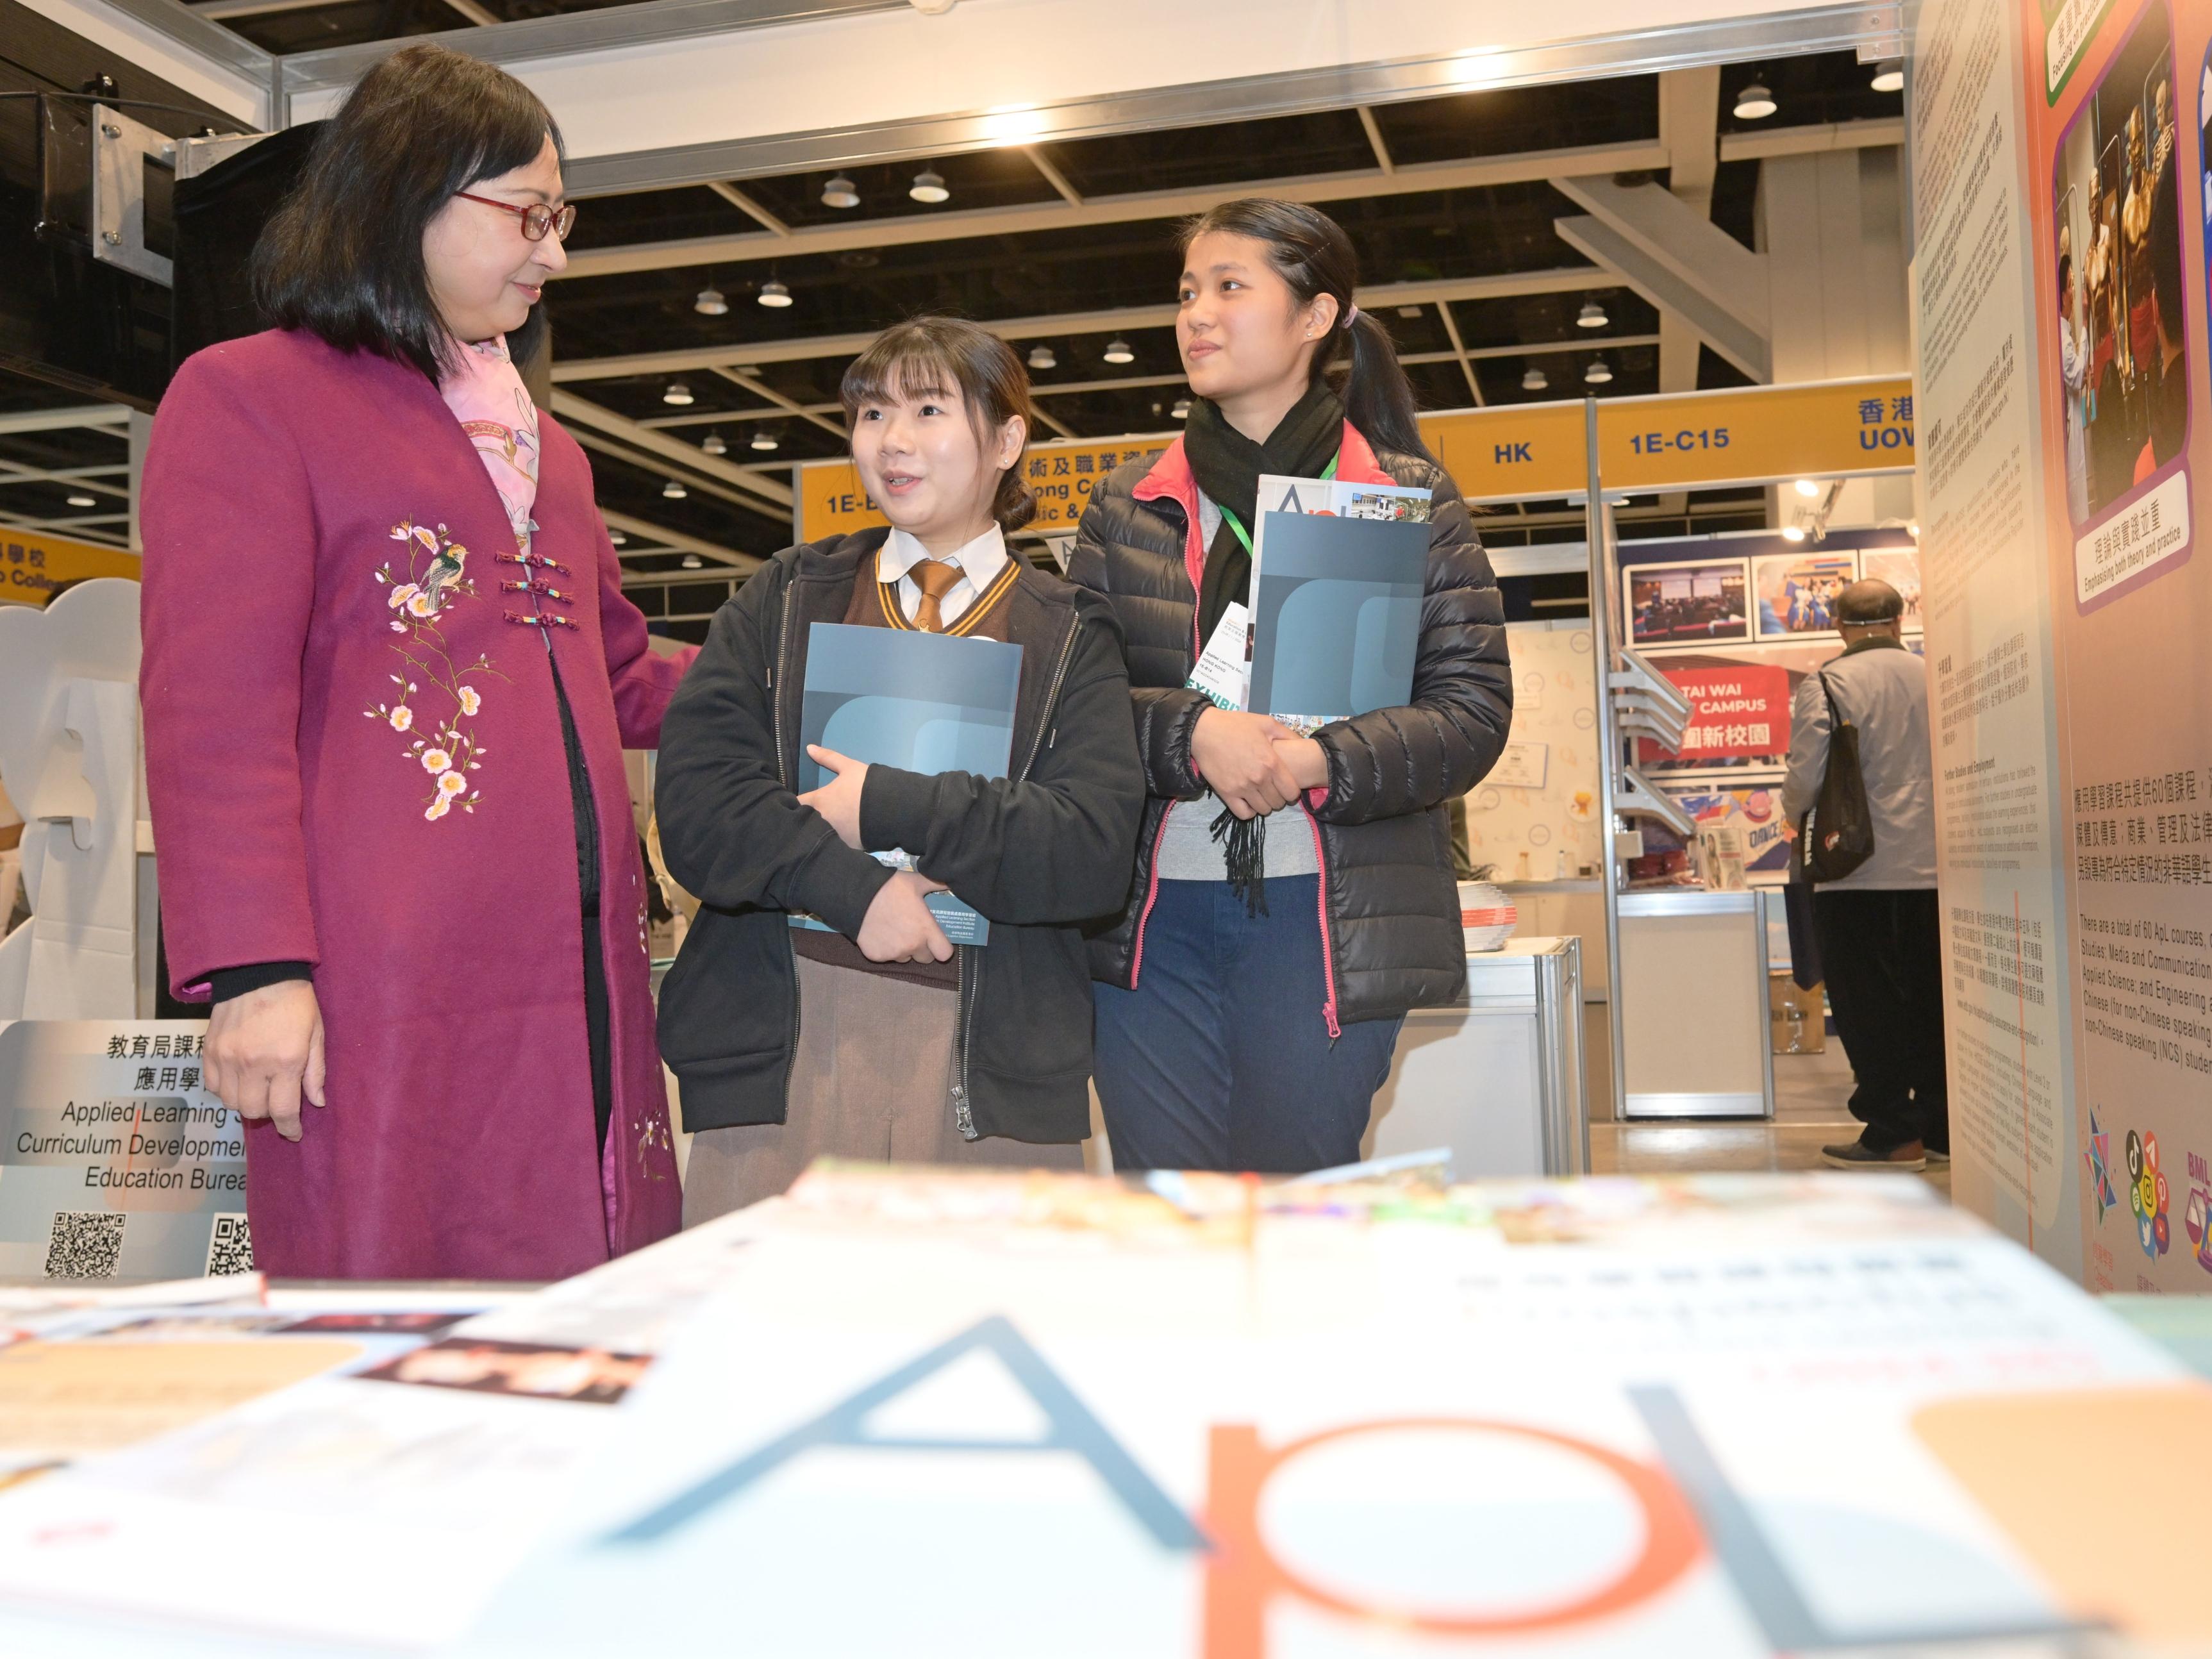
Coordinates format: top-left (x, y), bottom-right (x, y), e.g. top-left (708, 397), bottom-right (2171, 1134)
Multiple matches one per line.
top-left (792, 561), bottom-right (1021, 988)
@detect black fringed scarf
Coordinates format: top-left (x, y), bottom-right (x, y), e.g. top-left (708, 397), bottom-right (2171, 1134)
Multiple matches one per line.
top-left (1181, 383), bottom-right (1345, 916)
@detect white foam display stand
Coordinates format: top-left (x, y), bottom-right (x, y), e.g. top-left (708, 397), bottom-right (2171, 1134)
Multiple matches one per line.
top-left (0, 581), bottom-right (146, 1021)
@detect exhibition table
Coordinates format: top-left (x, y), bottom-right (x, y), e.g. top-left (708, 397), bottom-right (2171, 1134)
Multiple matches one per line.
top-left (1, 1165), bottom-right (2207, 1657)
top-left (1367, 937), bottom-right (1585, 1176)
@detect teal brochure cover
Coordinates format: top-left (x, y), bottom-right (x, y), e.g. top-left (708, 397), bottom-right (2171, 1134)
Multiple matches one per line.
top-left (793, 622), bottom-right (1022, 946)
top-left (1245, 512), bottom-right (1426, 733)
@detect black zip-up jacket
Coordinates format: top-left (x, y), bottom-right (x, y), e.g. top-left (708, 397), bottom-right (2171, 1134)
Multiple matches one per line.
top-left (1067, 437), bottom-right (1513, 1028)
top-left (654, 531), bottom-right (1144, 1144)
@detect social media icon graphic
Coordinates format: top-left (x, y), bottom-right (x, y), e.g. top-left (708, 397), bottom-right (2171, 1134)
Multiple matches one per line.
top-left (2127, 1128), bottom-right (2170, 1260)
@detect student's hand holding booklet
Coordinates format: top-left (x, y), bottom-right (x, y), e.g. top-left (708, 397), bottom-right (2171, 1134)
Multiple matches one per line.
top-left (856, 870), bottom-right (953, 965)
top-left (797, 744), bottom-right (869, 847)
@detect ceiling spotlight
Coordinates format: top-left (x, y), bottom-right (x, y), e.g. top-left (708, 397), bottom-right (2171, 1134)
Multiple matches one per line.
top-left (662, 479), bottom-right (688, 499)
top-left (1170, 397), bottom-right (1192, 420)
top-left (701, 431), bottom-right (727, 456)
top-left (1027, 344), bottom-right (1056, 371)
top-left (910, 167), bottom-right (950, 204)
top-left (1522, 367), bottom-right (1549, 391)
top-left (1782, 524), bottom-right (1807, 542)
top-left (1794, 478), bottom-right (1821, 498)
top-left (681, 553), bottom-right (704, 569)
top-left (65, 492), bottom-right (97, 508)
top-left (1101, 337), bottom-right (1135, 365)
top-left (1584, 358), bottom-right (1613, 385)
top-left (608, 529), bottom-right (628, 546)
top-left (821, 174), bottom-right (860, 209)
top-left (694, 286), bottom-right (728, 317)
top-left (751, 428), bottom-right (781, 453)
top-left (1870, 58), bottom-right (1904, 94)
top-left (757, 278), bottom-right (793, 308)
top-left (1734, 80), bottom-right (1777, 120)
top-left (1576, 300), bottom-right (1608, 329)
top-left (663, 382), bottom-right (694, 406)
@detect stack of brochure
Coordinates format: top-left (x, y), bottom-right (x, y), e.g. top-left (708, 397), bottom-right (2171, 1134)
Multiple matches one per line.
top-left (792, 622), bottom-right (1022, 946)
top-left (1188, 473), bottom-right (1430, 733)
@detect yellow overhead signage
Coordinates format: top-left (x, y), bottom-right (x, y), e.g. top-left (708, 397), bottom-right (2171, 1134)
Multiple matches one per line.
top-left (795, 376), bottom-right (1916, 538)
top-left (0, 529), bottom-right (140, 607)
top-left (799, 436), bottom-right (1174, 542)
top-left (1420, 376), bottom-right (1916, 503)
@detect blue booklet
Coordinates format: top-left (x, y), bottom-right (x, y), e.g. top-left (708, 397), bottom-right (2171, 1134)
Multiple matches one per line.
top-left (792, 622), bottom-right (1022, 946)
top-left (1245, 498), bottom-right (1428, 735)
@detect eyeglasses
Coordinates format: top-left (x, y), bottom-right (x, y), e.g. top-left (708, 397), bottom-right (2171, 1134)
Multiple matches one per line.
top-left (454, 191), bottom-right (577, 244)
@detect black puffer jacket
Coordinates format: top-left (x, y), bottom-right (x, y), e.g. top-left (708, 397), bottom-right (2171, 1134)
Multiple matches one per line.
top-left (1067, 430), bottom-right (1513, 1028)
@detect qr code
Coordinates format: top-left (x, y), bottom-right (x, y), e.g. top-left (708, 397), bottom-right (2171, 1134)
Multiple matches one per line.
top-left (205, 1213), bottom-right (254, 1277)
top-left (44, 1210), bottom-right (126, 1280)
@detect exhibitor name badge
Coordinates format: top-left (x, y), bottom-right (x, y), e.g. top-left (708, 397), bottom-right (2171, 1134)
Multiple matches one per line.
top-left (0, 1021), bottom-right (251, 1282)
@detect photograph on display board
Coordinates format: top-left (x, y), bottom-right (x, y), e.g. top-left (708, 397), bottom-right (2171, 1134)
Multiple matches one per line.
top-left (1858, 546), bottom-right (1925, 627)
top-left (1752, 551), bottom-right (1858, 637)
top-left (2050, 0), bottom-right (2192, 609)
top-left (1623, 558), bottom-right (1749, 645)
top-left (354, 1337), bottom-right (652, 1406)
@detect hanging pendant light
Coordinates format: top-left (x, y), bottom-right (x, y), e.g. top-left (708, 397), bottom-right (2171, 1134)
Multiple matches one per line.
top-left (1027, 344), bottom-right (1056, 371)
top-left (662, 479), bottom-right (688, 499)
top-left (821, 174), bottom-right (860, 209)
top-left (1869, 60), bottom-right (1903, 93)
top-left (910, 167), bottom-right (951, 204)
top-left (1101, 337), bottom-right (1135, 365)
top-left (606, 529), bottom-right (627, 546)
top-left (757, 278), bottom-right (793, 308)
top-left (701, 431), bottom-right (727, 456)
top-left (1733, 80), bottom-right (1777, 119)
top-left (1170, 397), bottom-right (1192, 420)
top-left (694, 286), bottom-right (728, 316)
top-left (751, 427), bottom-right (781, 453)
top-left (663, 382), bottom-right (694, 406)
top-left (680, 553), bottom-right (704, 569)
top-left (1576, 300), bottom-right (1608, 329)
top-left (1584, 359), bottom-right (1613, 385)
top-left (1522, 367), bottom-right (1549, 392)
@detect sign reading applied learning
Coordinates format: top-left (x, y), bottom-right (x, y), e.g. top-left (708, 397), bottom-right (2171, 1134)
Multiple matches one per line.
top-left (0, 1021), bottom-right (251, 1281)
top-left (797, 379), bottom-right (1916, 537)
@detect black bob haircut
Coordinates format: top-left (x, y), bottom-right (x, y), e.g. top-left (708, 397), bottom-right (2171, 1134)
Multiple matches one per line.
top-left (253, 44), bottom-right (563, 383)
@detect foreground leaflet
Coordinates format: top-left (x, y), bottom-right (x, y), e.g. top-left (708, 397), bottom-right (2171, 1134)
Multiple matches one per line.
top-left (0, 1167), bottom-right (2202, 1655)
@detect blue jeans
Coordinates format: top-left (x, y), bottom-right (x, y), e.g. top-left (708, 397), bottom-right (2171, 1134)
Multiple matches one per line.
top-left (1091, 877), bottom-right (1403, 1174)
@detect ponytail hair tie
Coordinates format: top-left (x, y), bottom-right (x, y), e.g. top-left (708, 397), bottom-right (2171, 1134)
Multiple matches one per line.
top-left (1343, 303), bottom-right (1360, 326)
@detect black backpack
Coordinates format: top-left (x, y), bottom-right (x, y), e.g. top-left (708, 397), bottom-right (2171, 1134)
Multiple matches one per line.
top-left (1802, 669), bottom-right (1875, 883)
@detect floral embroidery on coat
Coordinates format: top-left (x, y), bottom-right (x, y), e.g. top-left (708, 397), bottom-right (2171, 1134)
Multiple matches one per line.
top-left (364, 519), bottom-right (510, 820)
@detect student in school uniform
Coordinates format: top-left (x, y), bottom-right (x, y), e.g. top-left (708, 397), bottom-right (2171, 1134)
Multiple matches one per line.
top-left (655, 317), bottom-right (1144, 1219)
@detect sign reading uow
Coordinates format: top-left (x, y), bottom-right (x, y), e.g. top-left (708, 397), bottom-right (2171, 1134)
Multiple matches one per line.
top-left (795, 378), bottom-right (1917, 538)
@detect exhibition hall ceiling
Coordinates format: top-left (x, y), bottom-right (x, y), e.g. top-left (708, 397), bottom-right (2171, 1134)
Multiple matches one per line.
top-left (4, 20), bottom-right (1899, 605)
top-left (515, 47), bottom-right (1897, 579)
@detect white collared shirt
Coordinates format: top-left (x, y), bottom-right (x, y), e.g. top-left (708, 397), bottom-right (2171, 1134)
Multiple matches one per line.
top-left (876, 524), bottom-right (1009, 628)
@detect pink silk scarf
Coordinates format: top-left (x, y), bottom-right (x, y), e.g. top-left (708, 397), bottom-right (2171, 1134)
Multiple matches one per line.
top-left (440, 334), bottom-right (540, 551)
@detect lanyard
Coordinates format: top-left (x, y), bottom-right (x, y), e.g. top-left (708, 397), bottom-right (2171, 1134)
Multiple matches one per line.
top-left (1215, 453), bottom-right (1338, 555)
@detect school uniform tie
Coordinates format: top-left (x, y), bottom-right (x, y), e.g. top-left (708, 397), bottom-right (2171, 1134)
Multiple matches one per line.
top-left (910, 558), bottom-right (964, 633)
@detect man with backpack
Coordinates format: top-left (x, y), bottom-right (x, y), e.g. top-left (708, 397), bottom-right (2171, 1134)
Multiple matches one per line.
top-left (1781, 579), bottom-right (1947, 1171)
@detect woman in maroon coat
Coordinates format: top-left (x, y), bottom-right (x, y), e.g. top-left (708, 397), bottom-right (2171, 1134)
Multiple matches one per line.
top-left (139, 46), bottom-right (687, 1280)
